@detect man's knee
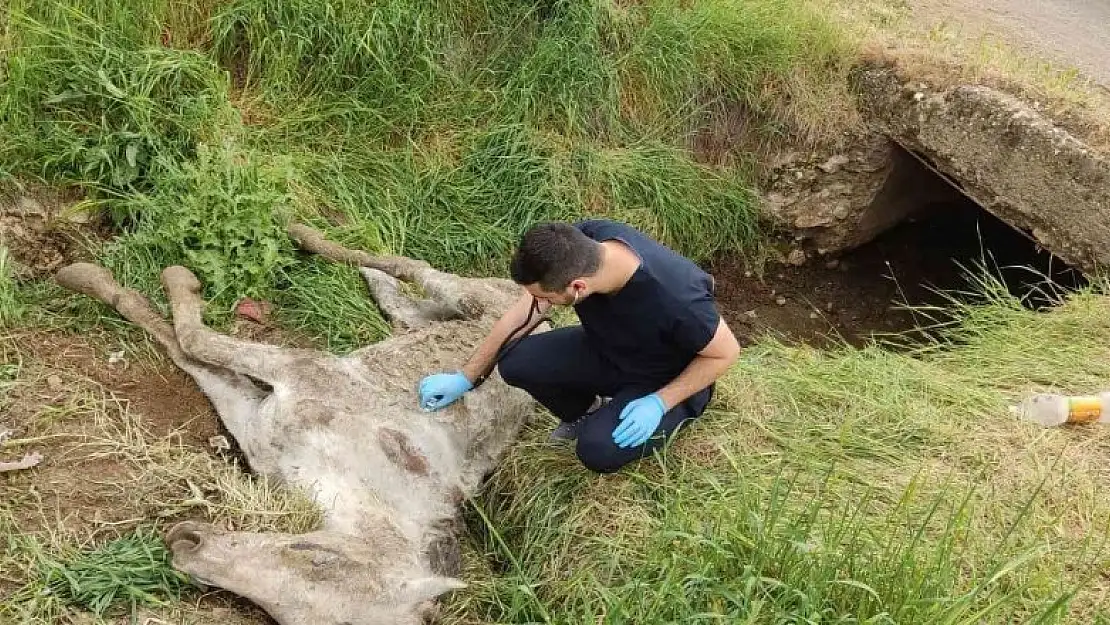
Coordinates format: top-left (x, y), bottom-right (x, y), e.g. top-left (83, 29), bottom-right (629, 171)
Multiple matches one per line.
top-left (575, 424), bottom-right (630, 474)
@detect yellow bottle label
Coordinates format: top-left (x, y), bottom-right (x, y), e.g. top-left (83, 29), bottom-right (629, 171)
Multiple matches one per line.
top-left (1067, 396), bottom-right (1102, 423)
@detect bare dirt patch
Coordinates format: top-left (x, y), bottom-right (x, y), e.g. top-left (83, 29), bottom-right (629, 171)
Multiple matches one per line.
top-left (9, 330), bottom-right (221, 445)
top-left (0, 183), bottom-right (100, 281)
top-left (0, 328), bottom-right (298, 624)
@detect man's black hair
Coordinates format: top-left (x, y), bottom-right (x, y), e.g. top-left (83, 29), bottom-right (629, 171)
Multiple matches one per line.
top-left (509, 222), bottom-right (601, 291)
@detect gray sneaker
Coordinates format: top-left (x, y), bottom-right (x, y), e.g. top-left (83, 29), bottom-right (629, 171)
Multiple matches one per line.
top-left (548, 396), bottom-right (611, 442)
top-left (549, 420), bottom-right (580, 442)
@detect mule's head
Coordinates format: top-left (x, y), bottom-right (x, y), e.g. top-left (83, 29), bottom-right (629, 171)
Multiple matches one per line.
top-left (165, 521), bottom-right (464, 625)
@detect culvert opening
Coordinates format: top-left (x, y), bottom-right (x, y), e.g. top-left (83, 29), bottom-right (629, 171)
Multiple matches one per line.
top-left (712, 148), bottom-right (1088, 347)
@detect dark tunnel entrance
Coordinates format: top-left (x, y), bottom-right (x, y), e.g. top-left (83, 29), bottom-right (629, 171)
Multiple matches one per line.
top-left (712, 144), bottom-right (1089, 347)
top-left (864, 192), bottom-right (1088, 311)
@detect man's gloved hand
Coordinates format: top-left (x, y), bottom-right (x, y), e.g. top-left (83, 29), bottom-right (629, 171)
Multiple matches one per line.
top-left (418, 372), bottom-right (473, 411)
top-left (612, 393), bottom-right (667, 448)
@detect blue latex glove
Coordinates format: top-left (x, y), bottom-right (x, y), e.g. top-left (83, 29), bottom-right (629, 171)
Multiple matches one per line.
top-left (612, 393), bottom-right (667, 448)
top-left (418, 372), bottom-right (472, 411)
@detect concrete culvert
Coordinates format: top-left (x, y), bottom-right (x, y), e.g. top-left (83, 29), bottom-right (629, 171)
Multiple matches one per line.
top-left (862, 141), bottom-right (1089, 311)
top-left (715, 141), bottom-right (1090, 347)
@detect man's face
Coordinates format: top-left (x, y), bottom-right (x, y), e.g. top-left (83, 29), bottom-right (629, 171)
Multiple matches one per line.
top-left (523, 279), bottom-right (585, 307)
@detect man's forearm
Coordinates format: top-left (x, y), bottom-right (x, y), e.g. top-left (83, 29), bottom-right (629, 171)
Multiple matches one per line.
top-left (460, 293), bottom-right (547, 383)
top-left (655, 354), bottom-right (733, 410)
top-left (460, 330), bottom-right (511, 383)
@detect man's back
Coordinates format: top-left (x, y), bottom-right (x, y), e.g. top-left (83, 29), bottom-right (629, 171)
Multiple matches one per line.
top-left (572, 220), bottom-right (720, 385)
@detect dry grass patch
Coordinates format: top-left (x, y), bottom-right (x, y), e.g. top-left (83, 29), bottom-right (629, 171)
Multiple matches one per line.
top-left (0, 331), bottom-right (320, 623)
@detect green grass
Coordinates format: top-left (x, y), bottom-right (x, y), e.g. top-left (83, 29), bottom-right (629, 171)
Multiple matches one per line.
top-left (0, 0), bottom-right (855, 338)
top-left (0, 1), bottom-right (237, 203)
top-left (445, 279), bottom-right (1110, 624)
top-left (6, 525), bottom-right (194, 618)
top-left (9, 1), bottom-right (1107, 624)
top-left (0, 247), bottom-right (24, 328)
top-left (97, 141), bottom-right (297, 316)
top-left (274, 258), bottom-right (392, 353)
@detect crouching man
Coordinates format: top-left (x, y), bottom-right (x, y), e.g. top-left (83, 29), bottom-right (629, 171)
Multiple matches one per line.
top-left (417, 219), bottom-right (741, 473)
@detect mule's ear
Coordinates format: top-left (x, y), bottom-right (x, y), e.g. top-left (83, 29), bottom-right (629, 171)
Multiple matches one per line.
top-left (395, 575), bottom-right (467, 604)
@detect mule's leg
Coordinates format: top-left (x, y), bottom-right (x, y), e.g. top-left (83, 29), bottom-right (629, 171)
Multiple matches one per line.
top-left (288, 224), bottom-right (482, 319)
top-left (55, 263), bottom-right (267, 418)
top-left (160, 267), bottom-right (310, 384)
top-left (56, 264), bottom-right (192, 367)
top-left (359, 267), bottom-right (462, 330)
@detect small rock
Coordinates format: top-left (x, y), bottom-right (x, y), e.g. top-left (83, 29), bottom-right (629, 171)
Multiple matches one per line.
top-left (787, 249), bottom-right (806, 266)
top-left (744, 310), bottom-right (758, 319)
top-left (766, 192), bottom-right (788, 206)
top-left (775, 296), bottom-right (787, 306)
top-left (913, 92), bottom-right (925, 101)
top-left (64, 207), bottom-right (95, 224)
top-left (833, 204), bottom-right (851, 220)
top-left (818, 154), bottom-right (849, 174)
top-left (743, 271), bottom-right (753, 278)
top-left (771, 151), bottom-right (800, 169)
top-left (107, 349), bottom-right (126, 366)
top-left (809, 312), bottom-right (819, 319)
top-left (793, 214), bottom-right (833, 229)
top-left (209, 435), bottom-right (231, 452)
top-left (824, 259), bottom-right (840, 270)
top-left (46, 375), bottom-right (63, 392)
top-left (825, 302), bottom-right (834, 312)
top-left (313, 552), bottom-right (340, 567)
top-left (13, 196), bottom-right (46, 217)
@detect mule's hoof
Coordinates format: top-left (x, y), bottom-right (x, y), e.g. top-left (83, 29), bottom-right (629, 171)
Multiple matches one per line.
top-left (161, 266), bottom-right (202, 293)
top-left (55, 263), bottom-right (117, 296)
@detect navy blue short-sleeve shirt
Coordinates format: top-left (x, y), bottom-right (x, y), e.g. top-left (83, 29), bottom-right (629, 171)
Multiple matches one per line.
top-left (572, 219), bottom-right (720, 385)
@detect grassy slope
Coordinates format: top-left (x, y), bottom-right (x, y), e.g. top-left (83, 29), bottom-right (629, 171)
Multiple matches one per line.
top-left (3, 0), bottom-right (1110, 623)
top-left (2, 0), bottom-right (855, 335)
top-left (451, 280), bottom-right (1110, 624)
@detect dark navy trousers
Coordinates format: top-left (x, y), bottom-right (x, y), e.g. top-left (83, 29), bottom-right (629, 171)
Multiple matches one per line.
top-left (497, 326), bottom-right (713, 473)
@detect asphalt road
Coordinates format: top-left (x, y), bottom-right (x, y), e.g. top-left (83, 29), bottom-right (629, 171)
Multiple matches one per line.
top-left (909, 0), bottom-right (1110, 86)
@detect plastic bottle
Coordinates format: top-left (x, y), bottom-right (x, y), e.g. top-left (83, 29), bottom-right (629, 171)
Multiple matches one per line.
top-left (1009, 392), bottom-right (1110, 426)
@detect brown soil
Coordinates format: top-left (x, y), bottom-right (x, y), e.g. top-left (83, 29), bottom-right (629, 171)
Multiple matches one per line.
top-left (9, 330), bottom-right (222, 444)
top-left (0, 183), bottom-right (102, 281)
top-left (713, 252), bottom-right (920, 349)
